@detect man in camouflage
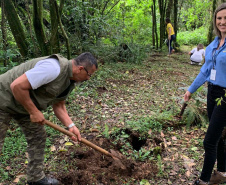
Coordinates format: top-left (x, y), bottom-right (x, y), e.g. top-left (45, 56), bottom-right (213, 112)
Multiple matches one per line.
top-left (0, 52), bottom-right (98, 185)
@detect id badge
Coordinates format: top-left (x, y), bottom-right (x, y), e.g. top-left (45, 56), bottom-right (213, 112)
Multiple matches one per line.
top-left (210, 69), bottom-right (216, 81)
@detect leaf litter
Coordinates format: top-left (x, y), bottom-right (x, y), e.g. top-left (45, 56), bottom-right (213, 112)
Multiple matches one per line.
top-left (2, 50), bottom-right (209, 184)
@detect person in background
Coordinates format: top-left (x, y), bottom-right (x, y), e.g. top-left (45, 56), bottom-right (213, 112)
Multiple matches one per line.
top-left (0, 52), bottom-right (98, 185)
top-left (184, 3), bottom-right (226, 185)
top-left (189, 43), bottom-right (205, 65)
top-left (165, 18), bottom-right (176, 55)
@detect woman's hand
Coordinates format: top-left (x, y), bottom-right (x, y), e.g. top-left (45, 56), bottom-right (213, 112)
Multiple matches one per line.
top-left (184, 91), bottom-right (192, 102)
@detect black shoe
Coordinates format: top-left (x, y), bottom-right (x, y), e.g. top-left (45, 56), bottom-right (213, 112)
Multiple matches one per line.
top-left (194, 179), bottom-right (208, 185)
top-left (28, 177), bottom-right (60, 185)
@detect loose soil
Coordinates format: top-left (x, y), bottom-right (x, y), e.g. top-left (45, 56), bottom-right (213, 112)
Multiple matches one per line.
top-left (56, 131), bottom-right (158, 185)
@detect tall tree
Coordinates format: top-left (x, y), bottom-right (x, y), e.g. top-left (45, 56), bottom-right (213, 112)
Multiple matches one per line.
top-left (3, 0), bottom-right (29, 57)
top-left (207, 0), bottom-right (216, 44)
top-left (166, 0), bottom-right (173, 19)
top-left (54, 0), bottom-right (71, 59)
top-left (1, 0), bottom-right (8, 66)
top-left (33, 0), bottom-right (49, 56)
top-left (173, 0), bottom-right (178, 41)
top-left (158, 0), bottom-right (167, 47)
top-left (151, 0), bottom-right (158, 49)
top-left (49, 0), bottom-right (60, 54)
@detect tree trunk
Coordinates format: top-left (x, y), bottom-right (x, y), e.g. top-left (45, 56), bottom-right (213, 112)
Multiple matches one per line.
top-left (151, 6), bottom-right (155, 47)
top-left (151, 0), bottom-right (158, 49)
top-left (173, 0), bottom-right (178, 41)
top-left (3, 0), bottom-right (29, 57)
top-left (25, 0), bottom-right (39, 56)
top-left (166, 0), bottom-right (173, 19)
top-left (158, 0), bottom-right (167, 48)
top-left (49, 0), bottom-right (60, 54)
top-left (33, 0), bottom-right (49, 56)
top-left (207, 0), bottom-right (216, 44)
top-left (54, 0), bottom-right (71, 59)
top-left (1, 0), bottom-right (8, 66)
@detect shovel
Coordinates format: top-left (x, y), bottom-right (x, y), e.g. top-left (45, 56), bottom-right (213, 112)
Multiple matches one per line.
top-left (45, 120), bottom-right (126, 169)
top-left (178, 102), bottom-right (188, 118)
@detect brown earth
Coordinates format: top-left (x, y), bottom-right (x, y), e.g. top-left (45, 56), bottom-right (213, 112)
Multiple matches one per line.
top-left (55, 131), bottom-right (158, 185)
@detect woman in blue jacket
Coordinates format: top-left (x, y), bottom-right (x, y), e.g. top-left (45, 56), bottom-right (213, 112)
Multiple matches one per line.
top-left (184, 3), bottom-right (226, 185)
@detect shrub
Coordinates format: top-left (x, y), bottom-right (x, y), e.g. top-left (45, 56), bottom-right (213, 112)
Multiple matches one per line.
top-left (177, 27), bottom-right (208, 46)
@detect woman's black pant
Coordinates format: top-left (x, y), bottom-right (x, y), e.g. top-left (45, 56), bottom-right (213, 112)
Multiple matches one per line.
top-left (166, 34), bottom-right (176, 54)
top-left (200, 83), bottom-right (226, 182)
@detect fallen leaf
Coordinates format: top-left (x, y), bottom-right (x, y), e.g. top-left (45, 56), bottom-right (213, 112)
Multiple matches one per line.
top-left (50, 145), bottom-right (56, 151)
top-left (65, 142), bottom-right (74, 146)
top-left (5, 166), bottom-right (11, 170)
top-left (59, 148), bottom-right (68, 152)
top-left (13, 173), bottom-right (26, 183)
top-left (185, 170), bottom-right (191, 177)
top-left (91, 128), bottom-right (99, 132)
top-left (191, 147), bottom-right (198, 151)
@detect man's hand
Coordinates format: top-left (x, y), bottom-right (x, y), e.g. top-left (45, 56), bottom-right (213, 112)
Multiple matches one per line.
top-left (30, 110), bottom-right (45, 125)
top-left (68, 126), bottom-right (81, 142)
top-left (184, 91), bottom-right (192, 102)
top-left (53, 101), bottom-right (82, 142)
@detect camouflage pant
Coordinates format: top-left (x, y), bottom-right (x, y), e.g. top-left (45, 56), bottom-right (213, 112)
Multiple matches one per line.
top-left (0, 109), bottom-right (46, 182)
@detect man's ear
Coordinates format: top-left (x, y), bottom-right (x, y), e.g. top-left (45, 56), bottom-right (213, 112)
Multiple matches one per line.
top-left (78, 66), bottom-right (84, 71)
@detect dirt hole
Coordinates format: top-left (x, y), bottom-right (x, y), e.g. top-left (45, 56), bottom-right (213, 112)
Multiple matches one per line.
top-left (124, 128), bottom-right (147, 151)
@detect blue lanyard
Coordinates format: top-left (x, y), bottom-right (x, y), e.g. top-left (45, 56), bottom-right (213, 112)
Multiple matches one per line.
top-left (212, 41), bottom-right (226, 69)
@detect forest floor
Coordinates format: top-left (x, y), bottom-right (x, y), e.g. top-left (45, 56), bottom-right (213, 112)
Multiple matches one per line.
top-left (1, 47), bottom-right (215, 185)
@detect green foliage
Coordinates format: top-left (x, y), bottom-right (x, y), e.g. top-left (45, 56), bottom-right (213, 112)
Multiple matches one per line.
top-left (157, 154), bottom-right (163, 175)
top-left (216, 97), bottom-right (223, 106)
top-left (182, 86), bottom-right (208, 128)
top-left (88, 42), bottom-right (150, 64)
top-left (0, 49), bottom-right (21, 74)
top-left (126, 117), bottom-right (162, 136)
top-left (177, 27), bottom-right (208, 46)
top-left (215, 90), bottom-right (226, 106)
top-left (179, 0), bottom-right (211, 31)
top-left (0, 61), bottom-right (19, 74)
top-left (1, 0), bottom-right (214, 63)
top-left (133, 147), bottom-right (151, 161)
top-left (102, 123), bottom-right (110, 139)
top-left (0, 125), bottom-right (27, 181)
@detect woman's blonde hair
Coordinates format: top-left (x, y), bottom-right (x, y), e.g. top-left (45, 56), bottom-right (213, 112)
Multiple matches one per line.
top-left (213, 3), bottom-right (226, 38)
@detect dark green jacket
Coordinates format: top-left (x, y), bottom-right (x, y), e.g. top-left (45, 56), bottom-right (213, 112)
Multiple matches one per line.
top-left (0, 54), bottom-right (75, 114)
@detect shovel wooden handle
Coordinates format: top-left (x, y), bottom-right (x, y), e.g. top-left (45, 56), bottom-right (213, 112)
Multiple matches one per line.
top-left (45, 120), bottom-right (112, 157)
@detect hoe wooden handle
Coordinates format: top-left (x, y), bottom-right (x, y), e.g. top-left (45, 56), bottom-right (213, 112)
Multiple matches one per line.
top-left (45, 120), bottom-right (112, 157)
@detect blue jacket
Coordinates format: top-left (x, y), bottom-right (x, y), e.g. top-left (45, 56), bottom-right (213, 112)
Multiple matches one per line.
top-left (188, 37), bottom-right (226, 93)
